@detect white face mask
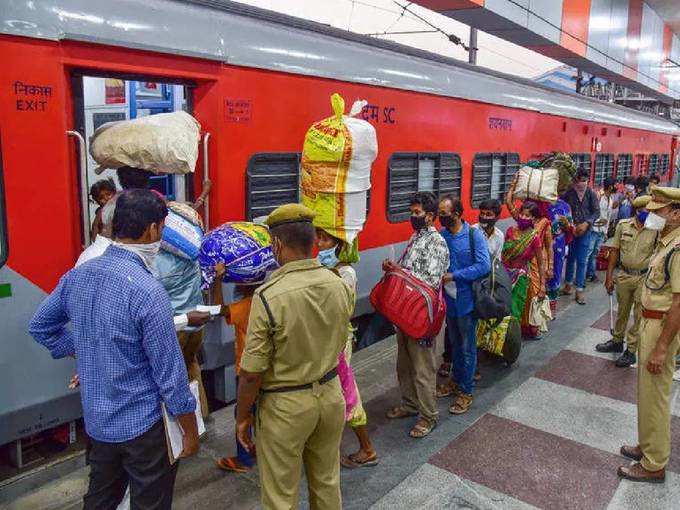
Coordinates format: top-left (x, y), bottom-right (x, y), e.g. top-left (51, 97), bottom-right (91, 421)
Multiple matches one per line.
top-left (644, 212), bottom-right (667, 231)
top-left (113, 240), bottom-right (161, 275)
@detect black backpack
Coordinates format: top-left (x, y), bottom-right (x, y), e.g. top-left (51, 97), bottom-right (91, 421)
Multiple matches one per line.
top-left (469, 228), bottom-right (513, 320)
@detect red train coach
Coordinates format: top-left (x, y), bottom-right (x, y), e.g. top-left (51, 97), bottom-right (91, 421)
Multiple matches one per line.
top-left (1, 0), bottom-right (678, 453)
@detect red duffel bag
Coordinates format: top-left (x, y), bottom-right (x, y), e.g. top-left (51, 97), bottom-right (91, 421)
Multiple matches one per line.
top-left (370, 266), bottom-right (446, 340)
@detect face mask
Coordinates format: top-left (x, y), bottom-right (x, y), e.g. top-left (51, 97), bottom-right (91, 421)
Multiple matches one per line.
top-left (644, 212), bottom-right (667, 231)
top-left (517, 218), bottom-right (533, 230)
top-left (479, 218), bottom-right (497, 230)
top-left (439, 214), bottom-right (455, 229)
top-left (410, 214), bottom-right (427, 231)
top-left (636, 210), bottom-right (649, 225)
top-left (625, 184), bottom-right (635, 192)
top-left (318, 247), bottom-right (339, 268)
top-left (113, 240), bottom-right (161, 275)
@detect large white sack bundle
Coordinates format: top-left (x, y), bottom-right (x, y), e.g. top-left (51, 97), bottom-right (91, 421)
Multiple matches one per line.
top-left (90, 111), bottom-right (201, 175)
top-left (301, 94), bottom-right (378, 245)
top-left (513, 165), bottom-right (559, 203)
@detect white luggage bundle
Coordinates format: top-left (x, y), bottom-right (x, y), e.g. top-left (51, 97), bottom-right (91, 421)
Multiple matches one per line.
top-left (513, 165), bottom-right (559, 203)
top-left (89, 111), bottom-right (201, 175)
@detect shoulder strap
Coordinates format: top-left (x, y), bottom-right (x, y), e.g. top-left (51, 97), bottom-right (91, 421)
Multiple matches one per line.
top-left (663, 246), bottom-right (680, 285)
top-left (258, 291), bottom-right (276, 329)
top-left (468, 224), bottom-right (476, 264)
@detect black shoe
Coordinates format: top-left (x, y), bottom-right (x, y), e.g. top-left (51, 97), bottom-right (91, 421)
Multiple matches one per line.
top-left (596, 340), bottom-right (624, 353)
top-left (615, 350), bottom-right (636, 368)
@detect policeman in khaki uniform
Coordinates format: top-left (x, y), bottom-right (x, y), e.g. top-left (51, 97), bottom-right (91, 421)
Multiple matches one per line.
top-left (619, 186), bottom-right (680, 483)
top-left (596, 195), bottom-right (657, 367)
top-left (235, 204), bottom-right (354, 509)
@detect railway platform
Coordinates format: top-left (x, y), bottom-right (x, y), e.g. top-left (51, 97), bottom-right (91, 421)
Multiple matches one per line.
top-left (5, 282), bottom-right (680, 510)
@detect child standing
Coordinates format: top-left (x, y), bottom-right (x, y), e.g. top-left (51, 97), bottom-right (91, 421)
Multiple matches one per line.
top-left (89, 178), bottom-right (116, 240)
top-left (213, 263), bottom-right (257, 473)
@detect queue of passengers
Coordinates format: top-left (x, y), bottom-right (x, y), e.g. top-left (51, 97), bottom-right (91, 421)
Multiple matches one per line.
top-left (27, 164), bottom-right (677, 509)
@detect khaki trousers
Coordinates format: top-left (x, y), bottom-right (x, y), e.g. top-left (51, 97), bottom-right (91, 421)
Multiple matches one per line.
top-left (396, 331), bottom-right (438, 425)
top-left (256, 377), bottom-right (345, 510)
top-left (613, 273), bottom-right (643, 352)
top-left (177, 330), bottom-right (209, 418)
top-left (637, 317), bottom-right (680, 471)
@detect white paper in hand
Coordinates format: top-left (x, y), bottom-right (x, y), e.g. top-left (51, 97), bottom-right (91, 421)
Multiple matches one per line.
top-left (162, 380), bottom-right (205, 464)
top-left (196, 304), bottom-right (222, 316)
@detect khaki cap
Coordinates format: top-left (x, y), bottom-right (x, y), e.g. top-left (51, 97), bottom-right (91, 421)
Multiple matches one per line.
top-left (645, 186), bottom-right (680, 211)
top-left (266, 203), bottom-right (317, 228)
top-left (632, 195), bottom-right (651, 209)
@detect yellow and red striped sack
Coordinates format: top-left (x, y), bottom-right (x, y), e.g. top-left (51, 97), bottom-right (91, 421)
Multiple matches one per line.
top-left (301, 93), bottom-right (377, 249)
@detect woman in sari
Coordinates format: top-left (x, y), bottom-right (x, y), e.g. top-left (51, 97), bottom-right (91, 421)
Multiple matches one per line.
top-left (504, 180), bottom-right (551, 339)
top-left (316, 229), bottom-right (378, 469)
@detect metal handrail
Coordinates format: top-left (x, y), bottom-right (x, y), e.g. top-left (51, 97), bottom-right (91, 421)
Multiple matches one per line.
top-left (67, 130), bottom-right (90, 247)
top-left (202, 132), bottom-right (211, 229)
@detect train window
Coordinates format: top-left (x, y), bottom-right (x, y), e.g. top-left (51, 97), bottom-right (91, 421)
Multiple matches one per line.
top-left (246, 153), bottom-right (301, 221)
top-left (635, 154), bottom-right (647, 175)
top-left (246, 153), bottom-right (372, 221)
top-left (387, 153), bottom-right (462, 223)
top-left (471, 153), bottom-right (520, 208)
top-left (660, 154), bottom-right (670, 174)
top-left (616, 154), bottom-right (632, 180)
top-left (593, 153), bottom-right (614, 185)
top-left (0, 136), bottom-right (6, 268)
top-left (570, 153), bottom-right (592, 175)
top-left (648, 154), bottom-right (660, 175)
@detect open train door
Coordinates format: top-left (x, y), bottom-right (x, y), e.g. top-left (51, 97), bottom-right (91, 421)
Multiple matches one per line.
top-left (69, 74), bottom-right (208, 248)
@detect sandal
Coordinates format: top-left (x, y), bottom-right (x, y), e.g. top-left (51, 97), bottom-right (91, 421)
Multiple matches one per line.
top-left (575, 293), bottom-right (586, 305)
top-left (560, 286), bottom-right (573, 296)
top-left (216, 457), bottom-right (250, 473)
top-left (340, 451), bottom-right (379, 469)
top-left (449, 393), bottom-right (473, 415)
top-left (436, 382), bottom-right (458, 398)
top-left (438, 362), bottom-right (451, 377)
top-left (386, 406), bottom-right (418, 419)
top-left (409, 419), bottom-right (436, 439)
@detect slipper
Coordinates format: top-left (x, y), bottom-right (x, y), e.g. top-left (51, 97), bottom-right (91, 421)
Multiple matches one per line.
top-left (216, 457), bottom-right (249, 474)
top-left (340, 452), bottom-right (379, 469)
top-left (386, 406), bottom-right (418, 419)
top-left (409, 420), bottom-right (436, 439)
top-left (575, 296), bottom-right (586, 305)
top-left (436, 382), bottom-right (458, 398)
top-left (438, 362), bottom-right (451, 377)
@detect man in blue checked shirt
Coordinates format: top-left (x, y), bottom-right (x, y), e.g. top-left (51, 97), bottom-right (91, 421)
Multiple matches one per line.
top-left (29, 189), bottom-right (199, 510)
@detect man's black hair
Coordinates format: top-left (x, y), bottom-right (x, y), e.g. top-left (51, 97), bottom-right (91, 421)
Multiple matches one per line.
top-left (112, 189), bottom-right (168, 239)
top-left (624, 175), bottom-right (636, 185)
top-left (576, 169), bottom-right (590, 181)
top-left (439, 195), bottom-right (464, 216)
top-left (271, 221), bottom-right (316, 253)
top-left (410, 192), bottom-right (439, 216)
top-left (520, 201), bottom-right (541, 219)
top-left (270, 221), bottom-right (316, 254)
top-left (649, 174), bottom-right (660, 184)
top-left (478, 199), bottom-right (501, 217)
top-left (117, 166), bottom-right (154, 190)
top-left (603, 177), bottom-right (616, 190)
top-left (636, 175), bottom-right (649, 190)
top-left (90, 178), bottom-right (116, 203)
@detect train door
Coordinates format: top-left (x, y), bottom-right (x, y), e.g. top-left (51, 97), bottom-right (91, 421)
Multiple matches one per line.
top-left (70, 74), bottom-right (195, 247)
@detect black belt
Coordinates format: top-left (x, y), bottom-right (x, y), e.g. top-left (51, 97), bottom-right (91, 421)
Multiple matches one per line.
top-left (261, 367), bottom-right (338, 394)
top-left (621, 266), bottom-right (648, 276)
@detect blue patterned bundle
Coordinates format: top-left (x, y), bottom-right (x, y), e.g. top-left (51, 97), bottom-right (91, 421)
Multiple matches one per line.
top-left (198, 222), bottom-right (277, 287)
top-left (161, 209), bottom-right (204, 260)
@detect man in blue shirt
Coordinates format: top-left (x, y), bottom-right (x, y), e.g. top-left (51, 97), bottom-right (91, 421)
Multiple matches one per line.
top-left (437, 196), bottom-right (490, 415)
top-left (29, 189), bottom-right (199, 510)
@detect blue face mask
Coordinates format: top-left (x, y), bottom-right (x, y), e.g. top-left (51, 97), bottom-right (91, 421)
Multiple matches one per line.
top-left (636, 210), bottom-right (649, 225)
top-left (318, 247), bottom-right (339, 268)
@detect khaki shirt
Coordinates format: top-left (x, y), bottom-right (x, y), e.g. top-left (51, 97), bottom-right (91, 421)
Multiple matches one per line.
top-left (610, 218), bottom-right (657, 271)
top-left (239, 259), bottom-right (354, 390)
top-left (641, 227), bottom-right (680, 312)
